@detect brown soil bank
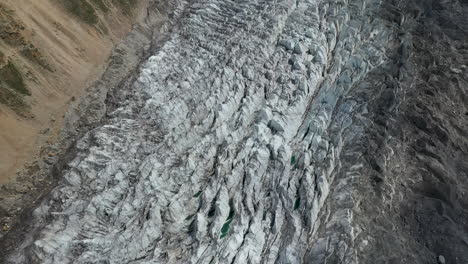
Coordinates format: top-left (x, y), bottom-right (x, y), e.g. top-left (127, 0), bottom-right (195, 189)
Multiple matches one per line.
top-left (0, 0), bottom-right (147, 184)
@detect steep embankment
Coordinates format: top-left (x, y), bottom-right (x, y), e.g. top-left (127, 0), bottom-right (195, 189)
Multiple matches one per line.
top-left (3, 0), bottom-right (468, 263)
top-left (0, 0), bottom-right (146, 183)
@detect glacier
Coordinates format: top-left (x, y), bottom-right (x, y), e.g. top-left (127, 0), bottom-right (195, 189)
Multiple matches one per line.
top-left (6, 0), bottom-right (468, 263)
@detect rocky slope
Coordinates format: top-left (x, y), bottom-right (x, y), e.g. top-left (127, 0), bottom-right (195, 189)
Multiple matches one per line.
top-left (0, 0), bottom-right (147, 183)
top-left (3, 0), bottom-right (468, 263)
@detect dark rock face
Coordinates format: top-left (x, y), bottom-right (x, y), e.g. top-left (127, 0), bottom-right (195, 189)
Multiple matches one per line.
top-left (358, 0), bottom-right (468, 262)
top-left (344, 1), bottom-right (468, 263)
top-left (3, 0), bottom-right (468, 263)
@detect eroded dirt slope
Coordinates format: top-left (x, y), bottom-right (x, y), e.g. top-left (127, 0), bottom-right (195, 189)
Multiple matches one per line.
top-left (0, 0), bottom-right (146, 184)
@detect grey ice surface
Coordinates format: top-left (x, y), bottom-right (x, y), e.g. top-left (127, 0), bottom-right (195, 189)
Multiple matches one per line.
top-left (8, 0), bottom-right (468, 263)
